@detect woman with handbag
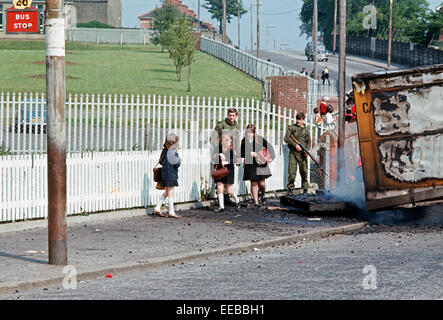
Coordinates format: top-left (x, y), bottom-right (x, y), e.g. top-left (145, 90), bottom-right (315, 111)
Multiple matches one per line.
top-left (241, 124), bottom-right (275, 208)
top-left (153, 133), bottom-right (182, 218)
top-left (212, 133), bottom-right (240, 213)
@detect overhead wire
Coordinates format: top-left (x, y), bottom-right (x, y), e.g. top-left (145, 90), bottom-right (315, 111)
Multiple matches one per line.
top-left (261, 7), bottom-right (301, 15)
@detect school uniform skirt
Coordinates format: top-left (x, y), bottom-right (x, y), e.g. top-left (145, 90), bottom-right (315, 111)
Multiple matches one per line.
top-left (243, 164), bottom-right (272, 182)
top-left (214, 164), bottom-right (235, 185)
top-left (161, 180), bottom-right (178, 187)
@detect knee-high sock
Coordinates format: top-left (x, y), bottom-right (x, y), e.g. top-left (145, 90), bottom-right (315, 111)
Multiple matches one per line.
top-left (218, 193), bottom-right (224, 209)
top-left (232, 192), bottom-right (239, 204)
top-left (168, 197), bottom-right (175, 214)
top-left (155, 196), bottom-right (166, 211)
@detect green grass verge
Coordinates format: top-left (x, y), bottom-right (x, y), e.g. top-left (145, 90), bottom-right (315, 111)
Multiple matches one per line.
top-left (0, 41), bottom-right (263, 99)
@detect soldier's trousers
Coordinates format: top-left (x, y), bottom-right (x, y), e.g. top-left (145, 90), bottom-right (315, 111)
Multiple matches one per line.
top-left (287, 151), bottom-right (309, 190)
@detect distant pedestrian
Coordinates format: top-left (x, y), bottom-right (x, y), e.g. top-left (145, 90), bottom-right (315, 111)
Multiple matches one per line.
top-left (321, 66), bottom-right (330, 85)
top-left (300, 67), bottom-right (308, 76)
top-left (319, 96), bottom-right (329, 117)
top-left (212, 133), bottom-right (241, 213)
top-left (241, 124), bottom-right (275, 208)
top-left (325, 105), bottom-right (336, 130)
top-left (153, 133), bottom-right (182, 218)
top-left (284, 112), bottom-right (311, 195)
top-left (313, 107), bottom-right (323, 138)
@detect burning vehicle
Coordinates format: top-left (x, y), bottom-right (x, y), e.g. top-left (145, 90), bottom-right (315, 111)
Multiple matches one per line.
top-left (352, 64), bottom-right (443, 211)
top-left (281, 64), bottom-right (443, 214)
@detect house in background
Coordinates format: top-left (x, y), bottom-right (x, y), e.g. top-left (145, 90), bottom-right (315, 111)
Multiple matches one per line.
top-left (0, 0), bottom-right (121, 37)
top-left (138, 0), bottom-right (216, 33)
top-left (73, 0), bottom-right (121, 28)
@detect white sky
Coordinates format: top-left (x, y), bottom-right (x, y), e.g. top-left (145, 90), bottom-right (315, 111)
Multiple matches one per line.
top-left (121, 0), bottom-right (443, 52)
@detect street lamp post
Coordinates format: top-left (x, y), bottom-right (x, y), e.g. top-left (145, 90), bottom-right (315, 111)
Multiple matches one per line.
top-left (222, 0), bottom-right (227, 44)
top-left (238, 0), bottom-right (241, 49)
top-left (250, 1), bottom-right (253, 51)
top-left (338, 0), bottom-right (346, 186)
top-left (256, 0), bottom-right (260, 58)
top-left (387, 0), bottom-right (393, 67)
top-left (267, 24), bottom-right (276, 50)
top-left (252, 1), bottom-right (262, 58)
top-left (313, 0), bottom-right (318, 79)
top-left (198, 0), bottom-right (200, 33)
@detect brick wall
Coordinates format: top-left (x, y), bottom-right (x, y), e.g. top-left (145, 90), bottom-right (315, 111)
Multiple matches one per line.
top-left (267, 76), bottom-right (308, 114)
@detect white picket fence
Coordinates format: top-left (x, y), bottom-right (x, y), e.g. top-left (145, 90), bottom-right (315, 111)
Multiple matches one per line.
top-left (0, 146), bottom-right (299, 223)
top-left (0, 90), bottom-right (330, 223)
top-left (0, 92), bottom-right (326, 155)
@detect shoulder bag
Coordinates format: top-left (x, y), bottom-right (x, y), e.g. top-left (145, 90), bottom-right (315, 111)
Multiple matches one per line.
top-left (153, 151), bottom-right (166, 183)
top-left (256, 148), bottom-right (272, 166)
top-left (211, 154), bottom-right (229, 180)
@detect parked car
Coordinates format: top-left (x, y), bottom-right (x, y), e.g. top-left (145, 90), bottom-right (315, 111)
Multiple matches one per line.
top-left (307, 49), bottom-right (328, 62)
top-left (305, 42), bottom-right (313, 56)
top-left (14, 99), bottom-right (47, 134)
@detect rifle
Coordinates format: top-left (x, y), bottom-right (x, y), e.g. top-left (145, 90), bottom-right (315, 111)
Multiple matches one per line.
top-left (290, 135), bottom-right (329, 177)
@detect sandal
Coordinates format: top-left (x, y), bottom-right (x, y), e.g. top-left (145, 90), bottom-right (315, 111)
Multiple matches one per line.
top-left (153, 210), bottom-right (165, 217)
top-left (168, 213), bottom-right (181, 219)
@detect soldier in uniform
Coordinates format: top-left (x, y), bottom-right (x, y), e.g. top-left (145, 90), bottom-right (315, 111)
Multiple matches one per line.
top-left (212, 108), bottom-right (241, 155)
top-left (284, 112), bottom-right (311, 195)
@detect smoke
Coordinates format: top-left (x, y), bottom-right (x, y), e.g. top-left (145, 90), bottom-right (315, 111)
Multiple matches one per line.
top-left (330, 148), bottom-right (366, 210)
top-left (359, 203), bottom-right (443, 226)
top-left (331, 150), bottom-right (443, 226)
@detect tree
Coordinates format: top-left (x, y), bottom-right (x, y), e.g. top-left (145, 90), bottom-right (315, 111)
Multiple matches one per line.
top-left (151, 0), bottom-right (180, 52)
top-left (167, 15), bottom-right (196, 92)
top-left (407, 9), bottom-right (443, 46)
top-left (203, 0), bottom-right (247, 34)
top-left (299, 0), bottom-right (433, 48)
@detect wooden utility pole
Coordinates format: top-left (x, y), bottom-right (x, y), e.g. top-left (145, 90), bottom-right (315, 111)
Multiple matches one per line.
top-left (313, 0), bottom-right (318, 79)
top-left (222, 0), bottom-right (227, 43)
top-left (250, 1), bottom-right (253, 50)
top-left (198, 0), bottom-right (200, 32)
top-left (338, 0), bottom-right (346, 183)
top-left (333, 0), bottom-right (337, 54)
top-left (46, 0), bottom-right (67, 265)
top-left (256, 0), bottom-right (260, 58)
top-left (387, 0), bottom-right (393, 67)
top-left (238, 0), bottom-right (240, 48)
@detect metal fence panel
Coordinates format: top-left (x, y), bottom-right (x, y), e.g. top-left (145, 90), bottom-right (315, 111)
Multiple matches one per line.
top-left (200, 37), bottom-right (284, 81)
top-left (69, 28), bottom-right (152, 45)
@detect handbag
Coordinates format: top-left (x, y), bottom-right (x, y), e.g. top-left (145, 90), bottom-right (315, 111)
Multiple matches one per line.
top-left (153, 151), bottom-right (166, 183)
top-left (211, 165), bottom-right (229, 180)
top-left (155, 181), bottom-right (165, 190)
top-left (256, 148), bottom-right (271, 166)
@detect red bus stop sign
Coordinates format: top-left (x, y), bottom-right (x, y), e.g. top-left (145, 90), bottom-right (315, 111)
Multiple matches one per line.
top-left (6, 6), bottom-right (40, 34)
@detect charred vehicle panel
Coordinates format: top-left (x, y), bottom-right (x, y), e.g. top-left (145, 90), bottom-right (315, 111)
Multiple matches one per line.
top-left (352, 64), bottom-right (443, 210)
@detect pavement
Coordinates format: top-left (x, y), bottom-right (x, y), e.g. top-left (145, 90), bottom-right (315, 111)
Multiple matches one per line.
top-left (326, 52), bottom-right (404, 71)
top-left (0, 191), bottom-right (368, 296)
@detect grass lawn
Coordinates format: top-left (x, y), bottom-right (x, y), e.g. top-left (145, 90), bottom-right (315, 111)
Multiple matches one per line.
top-left (0, 41), bottom-right (263, 99)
